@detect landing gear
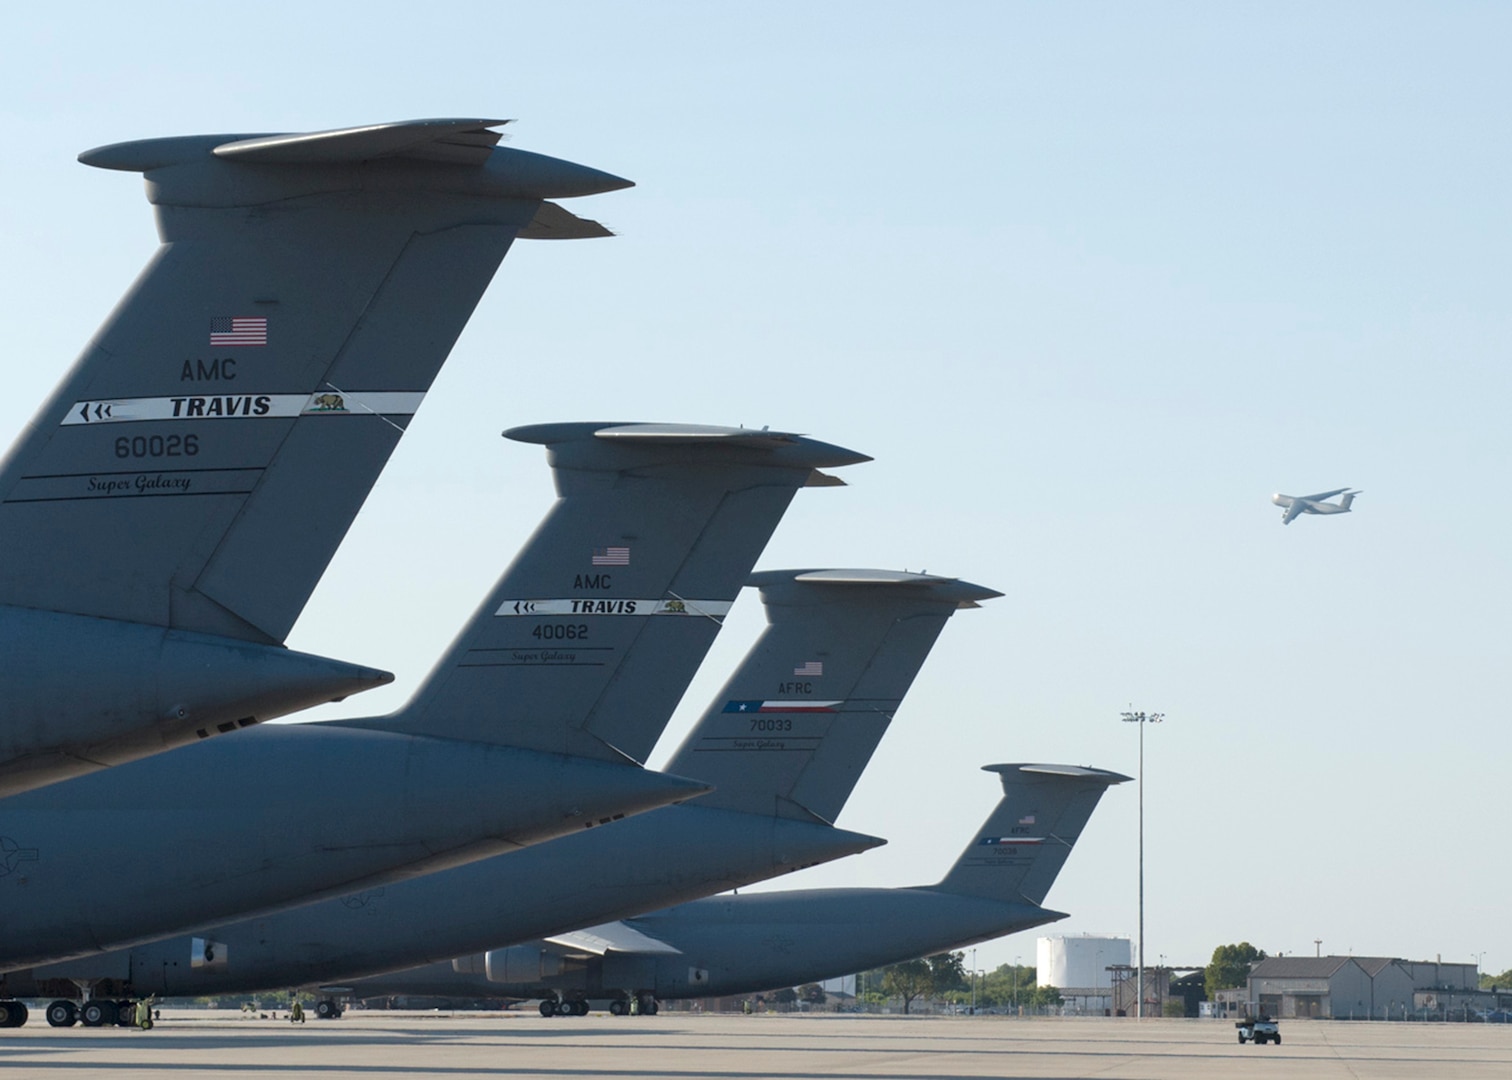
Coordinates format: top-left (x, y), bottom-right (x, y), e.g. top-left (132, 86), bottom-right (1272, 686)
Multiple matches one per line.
top-left (0, 1001), bottom-right (30, 1028)
top-left (539, 998), bottom-right (590, 1017)
top-left (637, 994), bottom-right (658, 1016)
top-left (609, 999), bottom-right (628, 1016)
top-left (314, 999), bottom-right (343, 1020)
top-left (114, 1001), bottom-right (135, 1027)
top-left (81, 1000), bottom-right (119, 1027)
top-left (46, 1000), bottom-right (78, 1027)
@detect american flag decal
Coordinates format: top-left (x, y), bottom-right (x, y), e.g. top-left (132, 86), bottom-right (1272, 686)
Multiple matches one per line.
top-left (794, 661), bottom-right (823, 677)
top-left (210, 316), bottom-right (268, 347)
top-left (1018, 814), bottom-right (1036, 825)
top-left (592, 546), bottom-right (630, 566)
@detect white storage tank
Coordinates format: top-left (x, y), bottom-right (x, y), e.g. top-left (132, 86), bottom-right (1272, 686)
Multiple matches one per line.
top-left (1037, 934), bottom-right (1131, 990)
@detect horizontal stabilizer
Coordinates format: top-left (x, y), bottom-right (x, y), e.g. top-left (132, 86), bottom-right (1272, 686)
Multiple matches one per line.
top-left (509, 422), bottom-right (871, 469)
top-left (211, 118), bottom-right (509, 165)
top-left (80, 118), bottom-right (632, 202)
top-left (542, 922), bottom-right (682, 957)
top-left (662, 569), bottom-right (999, 823)
top-left (931, 763), bottom-right (1129, 907)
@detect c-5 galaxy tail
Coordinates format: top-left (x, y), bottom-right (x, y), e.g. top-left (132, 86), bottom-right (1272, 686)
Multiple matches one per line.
top-left (349, 424), bottom-right (870, 764)
top-left (930, 764), bottom-right (1129, 906)
top-left (662, 569), bottom-right (1001, 823)
top-left (430, 762), bottom-right (1126, 1008)
top-left (0, 119), bottom-right (628, 797)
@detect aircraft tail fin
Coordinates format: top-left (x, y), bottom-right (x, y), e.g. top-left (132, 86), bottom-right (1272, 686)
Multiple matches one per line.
top-left (0, 119), bottom-right (628, 645)
top-left (929, 764), bottom-right (1129, 906)
top-left (662, 570), bottom-right (1000, 823)
top-left (1339, 491), bottom-right (1361, 510)
top-left (347, 423), bottom-right (869, 764)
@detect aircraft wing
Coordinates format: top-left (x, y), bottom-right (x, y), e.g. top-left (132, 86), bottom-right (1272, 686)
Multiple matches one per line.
top-left (1281, 501), bottom-right (1305, 525)
top-left (1298, 488), bottom-right (1350, 502)
top-left (543, 922), bottom-right (682, 957)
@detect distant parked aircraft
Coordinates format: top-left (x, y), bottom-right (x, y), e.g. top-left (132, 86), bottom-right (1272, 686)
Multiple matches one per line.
top-left (1271, 488), bottom-right (1361, 525)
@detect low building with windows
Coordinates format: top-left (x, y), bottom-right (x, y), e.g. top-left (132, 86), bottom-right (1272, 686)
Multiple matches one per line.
top-left (1247, 956), bottom-right (1478, 1020)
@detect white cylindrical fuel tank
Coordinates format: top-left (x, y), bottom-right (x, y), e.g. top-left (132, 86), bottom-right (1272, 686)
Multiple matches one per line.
top-left (1037, 935), bottom-right (1131, 989)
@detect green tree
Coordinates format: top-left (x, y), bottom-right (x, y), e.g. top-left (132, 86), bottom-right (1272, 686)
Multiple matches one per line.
top-left (799, 982), bottom-right (826, 1006)
top-left (976, 963), bottom-right (1037, 1008)
top-left (1205, 942), bottom-right (1266, 1000)
top-left (881, 959), bottom-right (933, 1015)
top-left (928, 952), bottom-right (969, 996)
top-left (770, 987), bottom-right (798, 1009)
top-left (1480, 968), bottom-right (1512, 990)
top-left (1029, 985), bottom-right (1063, 1008)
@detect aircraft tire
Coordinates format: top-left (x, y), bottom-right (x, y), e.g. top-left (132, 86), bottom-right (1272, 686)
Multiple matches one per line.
top-left (609, 999), bottom-right (627, 1016)
top-left (538, 1000), bottom-right (556, 1018)
top-left (1273, 1034), bottom-right (1281, 1045)
top-left (315, 999), bottom-right (342, 1020)
top-left (81, 1000), bottom-right (117, 1027)
top-left (638, 995), bottom-right (658, 1016)
top-left (114, 1001), bottom-right (135, 1027)
top-left (46, 1000), bottom-right (78, 1027)
top-left (0, 1001), bottom-right (29, 1027)
top-left (575, 1000), bottom-right (591, 1016)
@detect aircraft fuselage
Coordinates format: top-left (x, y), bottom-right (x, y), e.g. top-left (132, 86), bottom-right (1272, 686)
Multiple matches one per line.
top-left (0, 725), bottom-right (696, 973)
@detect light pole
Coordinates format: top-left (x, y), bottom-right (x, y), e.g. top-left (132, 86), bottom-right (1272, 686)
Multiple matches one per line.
top-left (1121, 709), bottom-right (1164, 1020)
top-left (1014, 954), bottom-right (1021, 1013)
top-left (1096, 948), bottom-right (1104, 1016)
top-left (971, 948), bottom-right (977, 1014)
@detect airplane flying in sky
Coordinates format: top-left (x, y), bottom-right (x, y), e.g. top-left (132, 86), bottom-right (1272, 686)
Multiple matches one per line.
top-left (5, 567), bottom-right (996, 1026)
top-left (1271, 488), bottom-right (1361, 525)
top-left (0, 422), bottom-right (865, 1019)
top-left (0, 118), bottom-right (629, 799)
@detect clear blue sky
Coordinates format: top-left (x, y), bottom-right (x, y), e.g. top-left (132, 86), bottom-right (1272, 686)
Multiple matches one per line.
top-left (4, 2), bottom-right (1508, 976)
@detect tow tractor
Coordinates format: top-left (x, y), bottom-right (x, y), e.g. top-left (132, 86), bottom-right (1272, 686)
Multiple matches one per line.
top-left (1236, 1016), bottom-right (1280, 1045)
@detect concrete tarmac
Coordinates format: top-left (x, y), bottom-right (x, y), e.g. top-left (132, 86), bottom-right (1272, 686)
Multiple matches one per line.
top-left (2, 1010), bottom-right (1510, 1079)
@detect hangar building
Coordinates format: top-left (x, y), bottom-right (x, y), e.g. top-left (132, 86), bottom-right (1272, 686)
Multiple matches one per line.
top-left (1248, 956), bottom-right (1478, 1020)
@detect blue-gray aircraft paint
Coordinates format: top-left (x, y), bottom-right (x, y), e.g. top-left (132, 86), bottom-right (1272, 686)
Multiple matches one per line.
top-left (0, 119), bottom-right (629, 798)
top-left (356, 764), bottom-right (1127, 1007)
top-left (0, 422), bottom-right (863, 975)
top-left (6, 569), bottom-right (991, 1006)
